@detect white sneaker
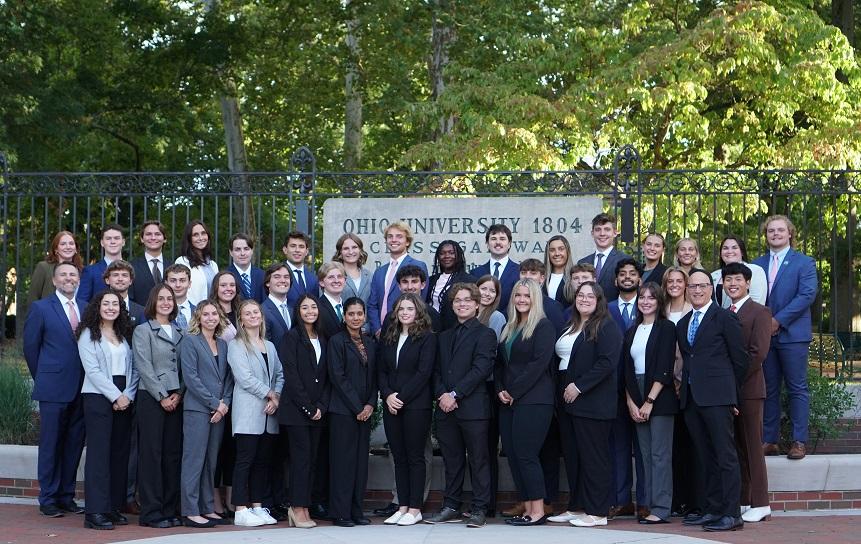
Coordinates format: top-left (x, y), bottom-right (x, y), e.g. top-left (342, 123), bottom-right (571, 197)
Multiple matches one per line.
top-left (397, 512), bottom-right (422, 526)
top-left (251, 507), bottom-right (278, 525)
top-left (570, 514), bottom-right (608, 527)
top-left (742, 506), bottom-right (771, 522)
top-left (234, 508), bottom-right (265, 527)
top-left (548, 511), bottom-right (585, 523)
top-left (384, 511), bottom-right (404, 525)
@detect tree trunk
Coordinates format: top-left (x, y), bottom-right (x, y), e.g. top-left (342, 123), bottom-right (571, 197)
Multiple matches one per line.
top-left (832, 0), bottom-right (854, 46)
top-left (219, 78), bottom-right (255, 237)
top-left (429, 0), bottom-right (455, 168)
top-left (344, 0), bottom-right (363, 171)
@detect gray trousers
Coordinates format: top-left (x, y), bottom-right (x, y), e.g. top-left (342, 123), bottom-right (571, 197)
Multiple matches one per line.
top-left (634, 375), bottom-right (674, 520)
top-left (181, 410), bottom-right (225, 516)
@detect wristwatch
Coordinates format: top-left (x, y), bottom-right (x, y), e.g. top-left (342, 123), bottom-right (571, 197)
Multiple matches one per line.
top-left (449, 390), bottom-right (457, 399)
top-left (645, 397), bottom-right (655, 404)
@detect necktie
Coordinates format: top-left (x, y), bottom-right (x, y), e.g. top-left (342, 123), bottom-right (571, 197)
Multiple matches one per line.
top-left (768, 253), bottom-right (779, 296)
top-left (595, 253), bottom-right (604, 277)
top-left (688, 310), bottom-right (701, 344)
top-left (176, 306), bottom-right (188, 329)
top-left (295, 269), bottom-right (307, 293)
top-left (151, 258), bottom-right (161, 283)
top-left (241, 272), bottom-right (252, 300)
top-left (730, 304), bottom-right (737, 313)
top-left (493, 262), bottom-right (501, 279)
top-left (380, 259), bottom-right (399, 322)
top-left (280, 302), bottom-right (291, 328)
top-left (622, 302), bottom-right (631, 328)
top-left (67, 301), bottom-right (79, 331)
top-left (335, 303), bottom-right (343, 322)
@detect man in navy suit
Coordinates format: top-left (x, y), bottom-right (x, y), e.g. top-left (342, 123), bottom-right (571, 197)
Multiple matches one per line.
top-left (228, 233), bottom-right (266, 303)
top-left (78, 223), bottom-right (125, 304)
top-left (367, 221), bottom-right (428, 335)
top-left (470, 224), bottom-right (519, 314)
top-left (753, 215), bottom-right (818, 460)
top-left (103, 260), bottom-right (146, 326)
top-left (129, 221), bottom-right (168, 306)
top-left (577, 213), bottom-right (626, 302)
top-left (282, 231), bottom-right (319, 307)
top-left (23, 262), bottom-right (86, 517)
top-left (261, 262), bottom-right (293, 344)
top-left (609, 258), bottom-right (642, 332)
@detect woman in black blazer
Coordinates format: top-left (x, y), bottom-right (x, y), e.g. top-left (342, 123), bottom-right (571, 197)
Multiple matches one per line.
top-left (327, 297), bottom-right (377, 527)
top-left (377, 292), bottom-right (436, 526)
top-left (277, 294), bottom-right (329, 528)
top-left (426, 240), bottom-right (473, 330)
top-left (623, 282), bottom-right (678, 524)
top-left (496, 279), bottom-right (556, 526)
top-left (555, 281), bottom-right (622, 528)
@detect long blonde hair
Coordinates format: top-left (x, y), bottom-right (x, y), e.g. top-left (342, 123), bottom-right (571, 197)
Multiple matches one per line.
top-left (500, 279), bottom-right (545, 343)
top-left (234, 299), bottom-right (267, 350)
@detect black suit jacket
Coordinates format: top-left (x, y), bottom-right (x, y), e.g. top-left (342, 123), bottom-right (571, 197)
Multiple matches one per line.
top-left (623, 318), bottom-right (678, 416)
top-left (495, 318), bottom-right (556, 405)
top-left (327, 331), bottom-right (378, 417)
top-left (377, 332), bottom-right (436, 410)
top-left (433, 318), bottom-right (497, 420)
top-left (676, 304), bottom-right (749, 409)
top-left (578, 248), bottom-right (626, 301)
top-left (543, 295), bottom-right (566, 337)
top-left (317, 295), bottom-right (345, 340)
top-left (642, 262), bottom-right (667, 285)
top-left (558, 318), bottom-right (622, 419)
top-left (543, 277), bottom-right (568, 306)
top-left (381, 305), bottom-right (442, 333)
top-left (277, 327), bottom-right (330, 426)
top-left (426, 271), bottom-right (475, 331)
top-left (130, 255), bottom-right (169, 306)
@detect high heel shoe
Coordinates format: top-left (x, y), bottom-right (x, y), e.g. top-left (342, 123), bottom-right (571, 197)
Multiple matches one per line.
top-left (287, 507), bottom-right (317, 528)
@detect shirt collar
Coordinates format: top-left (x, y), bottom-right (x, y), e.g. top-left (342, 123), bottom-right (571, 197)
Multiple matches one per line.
top-left (771, 246), bottom-right (791, 261)
top-left (730, 295), bottom-right (750, 311)
top-left (269, 293), bottom-right (288, 307)
top-left (490, 255), bottom-right (510, 270)
top-left (56, 290), bottom-right (75, 305)
top-left (692, 300), bottom-right (712, 315)
top-left (233, 263), bottom-right (252, 275)
top-left (323, 292), bottom-right (342, 308)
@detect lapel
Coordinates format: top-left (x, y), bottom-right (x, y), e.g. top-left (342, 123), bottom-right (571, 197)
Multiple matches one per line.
top-left (49, 296), bottom-right (76, 339)
top-left (251, 342), bottom-right (272, 382)
top-left (690, 304), bottom-right (716, 346)
top-left (644, 321), bottom-right (660, 369)
top-left (770, 249), bottom-right (794, 293)
top-left (566, 331), bottom-right (586, 373)
top-left (387, 257), bottom-right (411, 297)
top-left (397, 335), bottom-right (414, 370)
top-left (597, 248), bottom-right (616, 282)
top-left (151, 319), bottom-right (183, 345)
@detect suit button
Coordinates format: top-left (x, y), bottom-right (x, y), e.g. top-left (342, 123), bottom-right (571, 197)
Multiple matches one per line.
top-left (315, 379), bottom-right (319, 383)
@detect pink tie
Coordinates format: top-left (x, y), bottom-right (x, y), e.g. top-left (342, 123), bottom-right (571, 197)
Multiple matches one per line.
top-left (380, 259), bottom-right (399, 322)
top-left (67, 301), bottom-right (79, 330)
top-left (768, 254), bottom-right (779, 296)
top-left (730, 304), bottom-right (737, 313)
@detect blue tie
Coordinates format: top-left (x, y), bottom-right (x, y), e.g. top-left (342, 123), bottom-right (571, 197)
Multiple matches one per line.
top-left (493, 262), bottom-right (501, 279)
top-left (295, 269), bottom-right (307, 293)
top-left (241, 273), bottom-right (252, 300)
top-left (176, 308), bottom-right (188, 329)
top-left (688, 310), bottom-right (701, 344)
top-left (621, 302), bottom-right (631, 328)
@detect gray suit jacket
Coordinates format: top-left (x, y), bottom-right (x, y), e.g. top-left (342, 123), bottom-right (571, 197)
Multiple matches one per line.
top-left (133, 319), bottom-right (186, 400)
top-left (79, 328), bottom-right (139, 402)
top-left (180, 333), bottom-right (232, 414)
top-left (343, 267), bottom-right (372, 304)
top-left (227, 338), bottom-right (284, 435)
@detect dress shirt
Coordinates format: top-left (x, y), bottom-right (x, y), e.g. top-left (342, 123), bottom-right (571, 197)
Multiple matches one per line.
top-left (310, 337), bottom-right (322, 364)
top-left (631, 323), bottom-right (653, 375)
top-left (323, 292), bottom-right (343, 318)
top-left (547, 273), bottom-right (564, 299)
top-left (269, 294), bottom-right (292, 329)
top-left (728, 294), bottom-right (750, 313)
top-left (146, 253), bottom-right (164, 280)
top-left (56, 291), bottom-right (80, 324)
top-left (619, 296), bottom-right (637, 324)
top-left (688, 300), bottom-right (712, 340)
top-left (554, 328), bottom-right (581, 371)
top-left (177, 300), bottom-right (192, 326)
top-left (593, 248), bottom-right (611, 269)
top-left (489, 255), bottom-right (510, 277)
top-left (107, 340), bottom-right (129, 376)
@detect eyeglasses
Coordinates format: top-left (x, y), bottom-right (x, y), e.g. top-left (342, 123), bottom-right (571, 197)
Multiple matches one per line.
top-left (687, 283), bottom-right (712, 291)
top-left (576, 293), bottom-right (597, 301)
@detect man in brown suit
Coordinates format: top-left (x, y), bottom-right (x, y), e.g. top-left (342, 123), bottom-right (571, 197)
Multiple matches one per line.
top-left (722, 262), bottom-right (772, 523)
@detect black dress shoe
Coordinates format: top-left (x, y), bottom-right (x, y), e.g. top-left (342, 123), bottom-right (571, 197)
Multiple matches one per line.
top-left (39, 504), bottom-right (64, 518)
top-left (683, 512), bottom-right (719, 526)
top-left (333, 518), bottom-right (355, 527)
top-left (703, 515), bottom-right (743, 532)
top-left (352, 516), bottom-right (372, 525)
top-left (184, 516), bottom-right (217, 528)
top-left (203, 515), bottom-right (231, 525)
top-left (84, 513), bottom-right (114, 530)
top-left (507, 514), bottom-right (549, 526)
top-left (58, 500), bottom-right (84, 514)
top-left (639, 517), bottom-right (670, 525)
top-left (373, 502), bottom-right (399, 517)
top-left (139, 519), bottom-right (172, 528)
top-left (310, 503), bottom-right (330, 520)
top-left (107, 511), bottom-right (129, 525)
top-left (168, 516), bottom-right (182, 527)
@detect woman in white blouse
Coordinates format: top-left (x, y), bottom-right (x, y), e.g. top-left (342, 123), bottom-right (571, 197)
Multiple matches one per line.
top-left (711, 235), bottom-right (767, 307)
top-left (175, 220), bottom-right (218, 305)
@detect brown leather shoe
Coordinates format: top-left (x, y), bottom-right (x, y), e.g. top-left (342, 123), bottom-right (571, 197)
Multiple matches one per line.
top-left (608, 502), bottom-right (635, 519)
top-left (787, 441), bottom-right (806, 460)
top-left (637, 506), bottom-right (651, 520)
top-left (121, 501), bottom-right (140, 515)
top-left (762, 443), bottom-right (779, 456)
top-left (502, 502), bottom-right (526, 518)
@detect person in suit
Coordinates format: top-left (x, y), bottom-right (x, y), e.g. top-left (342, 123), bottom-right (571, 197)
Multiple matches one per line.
top-left (711, 236), bottom-right (767, 307)
top-left (283, 231), bottom-right (320, 307)
top-left (179, 301), bottom-right (233, 528)
top-left (317, 261), bottom-right (347, 340)
top-left (519, 259), bottom-right (565, 336)
top-left (561, 264), bottom-right (597, 323)
top-left (277, 294), bottom-right (330, 528)
top-left (377, 293), bottom-right (436, 526)
top-left (496, 279), bottom-right (556, 526)
top-left (175, 220), bottom-right (219, 306)
top-left (622, 283), bottom-right (678, 524)
top-left (165, 264), bottom-right (195, 330)
top-left (672, 238), bottom-right (703, 274)
top-left (577, 213), bottom-right (625, 302)
top-left (543, 235), bottom-right (573, 306)
top-left (132, 284), bottom-right (186, 528)
top-left (381, 265), bottom-right (442, 332)
top-left (609, 258), bottom-right (642, 332)
top-left (261, 263), bottom-right (293, 344)
top-left (426, 283), bottom-right (496, 528)
top-left (103, 260), bottom-right (146, 327)
top-left (367, 221), bottom-right (428, 335)
top-left (470, 224), bottom-right (519, 314)
top-left (427, 240), bottom-right (474, 329)
top-left (722, 262), bottom-right (772, 523)
top-left (129, 221), bottom-right (169, 306)
top-left (641, 233), bottom-right (667, 284)
top-left (77, 290), bottom-right (138, 530)
top-left (327, 297), bottom-right (378, 527)
top-left (78, 224), bottom-right (126, 304)
top-left (23, 262), bottom-right (86, 518)
top-left (209, 271), bottom-right (241, 342)
top-left (676, 269), bottom-right (749, 532)
top-left (753, 215), bottom-right (818, 460)
top-left (554, 281), bottom-right (623, 528)
top-left (226, 233), bottom-right (265, 303)
top-left (332, 233), bottom-right (372, 304)
top-left (27, 231), bottom-right (84, 306)
top-left (227, 300), bottom-right (284, 527)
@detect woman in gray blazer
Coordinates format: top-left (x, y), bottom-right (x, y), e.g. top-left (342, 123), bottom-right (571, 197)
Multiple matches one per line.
top-left (227, 300), bottom-right (284, 527)
top-left (180, 301), bottom-right (233, 528)
top-left (77, 290), bottom-right (138, 531)
top-left (333, 233), bottom-right (372, 304)
top-left (132, 284), bottom-right (186, 528)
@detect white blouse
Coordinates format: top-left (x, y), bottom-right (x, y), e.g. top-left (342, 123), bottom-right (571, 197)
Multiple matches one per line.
top-left (310, 338), bottom-right (322, 364)
top-left (107, 340), bottom-right (128, 376)
top-left (630, 323), bottom-right (653, 375)
top-left (547, 273), bottom-right (564, 299)
top-left (396, 333), bottom-right (409, 366)
top-left (554, 328), bottom-right (582, 371)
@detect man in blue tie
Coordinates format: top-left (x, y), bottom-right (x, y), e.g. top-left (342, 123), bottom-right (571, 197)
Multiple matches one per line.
top-left (228, 233), bottom-right (266, 303)
top-left (282, 231), bottom-right (319, 307)
top-left (577, 213), bottom-right (626, 302)
top-left (470, 224), bottom-right (519, 314)
top-left (609, 258), bottom-right (642, 333)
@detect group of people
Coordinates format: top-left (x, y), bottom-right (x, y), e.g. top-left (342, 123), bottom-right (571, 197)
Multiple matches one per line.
top-left (22, 210), bottom-right (817, 533)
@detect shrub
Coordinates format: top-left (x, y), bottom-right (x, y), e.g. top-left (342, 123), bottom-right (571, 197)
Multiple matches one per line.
top-left (0, 365), bottom-right (35, 444)
top-left (779, 367), bottom-right (856, 452)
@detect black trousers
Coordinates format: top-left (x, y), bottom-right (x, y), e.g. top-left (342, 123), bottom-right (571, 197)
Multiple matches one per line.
top-left (232, 432), bottom-right (274, 506)
top-left (499, 404), bottom-right (552, 502)
top-left (557, 408), bottom-right (582, 511)
top-left (672, 412), bottom-right (703, 513)
top-left (312, 423), bottom-right (330, 507)
top-left (539, 414), bottom-right (561, 505)
top-left (82, 377), bottom-right (132, 515)
top-left (136, 391), bottom-right (183, 523)
top-left (484, 381), bottom-right (500, 512)
top-left (328, 413), bottom-right (372, 519)
top-left (436, 414), bottom-right (491, 512)
top-left (383, 408), bottom-right (431, 509)
top-left (214, 412), bottom-right (235, 487)
top-left (572, 416), bottom-right (612, 517)
top-left (683, 397), bottom-right (741, 518)
top-left (269, 428), bottom-right (291, 507)
top-left (286, 425), bottom-right (322, 507)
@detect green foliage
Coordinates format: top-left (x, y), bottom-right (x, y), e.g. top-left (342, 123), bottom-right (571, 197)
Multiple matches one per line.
top-left (780, 366), bottom-right (856, 451)
top-left (0, 364), bottom-right (35, 445)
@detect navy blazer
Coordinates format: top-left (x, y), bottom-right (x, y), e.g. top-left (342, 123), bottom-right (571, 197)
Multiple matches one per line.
top-left (377, 332), bottom-right (436, 410)
top-left (261, 297), bottom-right (292, 345)
top-left (228, 263), bottom-right (266, 303)
top-left (327, 331), bottom-right (378, 417)
top-left (622, 318), bottom-right (678, 416)
top-left (23, 295), bottom-right (85, 402)
top-left (129, 254), bottom-right (170, 306)
top-left (495, 318), bottom-right (556, 405)
top-left (558, 318), bottom-right (623, 420)
top-left (277, 327), bottom-right (330, 426)
top-left (577, 248), bottom-right (626, 302)
top-left (609, 298), bottom-right (638, 334)
top-left (470, 259), bottom-right (520, 314)
top-left (285, 264), bottom-right (320, 307)
top-left (753, 249), bottom-right (817, 344)
top-left (367, 255), bottom-right (429, 334)
top-left (77, 259), bottom-right (108, 304)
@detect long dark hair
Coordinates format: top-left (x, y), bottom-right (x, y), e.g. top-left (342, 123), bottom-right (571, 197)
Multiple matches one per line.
top-left (382, 293), bottom-right (432, 344)
top-left (476, 274), bottom-right (501, 326)
top-left (76, 289), bottom-right (133, 343)
top-left (181, 220), bottom-right (213, 268)
top-left (293, 293), bottom-right (321, 340)
top-left (717, 235), bottom-right (750, 267)
top-left (566, 281), bottom-right (609, 342)
top-left (208, 270), bottom-right (243, 316)
top-left (431, 240), bottom-right (466, 275)
top-left (634, 282), bottom-right (667, 324)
